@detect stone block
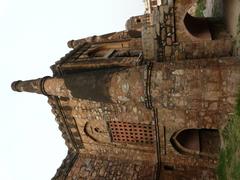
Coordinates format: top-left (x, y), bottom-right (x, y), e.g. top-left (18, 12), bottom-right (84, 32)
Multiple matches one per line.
top-left (165, 46), bottom-right (172, 56)
top-left (166, 37), bottom-right (172, 46)
top-left (208, 102), bottom-right (218, 111)
top-left (161, 28), bottom-right (166, 40)
top-left (172, 69), bottom-right (184, 75)
top-left (205, 91), bottom-right (220, 101)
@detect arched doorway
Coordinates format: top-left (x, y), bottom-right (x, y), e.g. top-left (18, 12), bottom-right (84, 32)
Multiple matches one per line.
top-left (171, 128), bottom-right (220, 157)
top-left (184, 12), bottom-right (212, 40)
top-left (183, 0), bottom-right (228, 40)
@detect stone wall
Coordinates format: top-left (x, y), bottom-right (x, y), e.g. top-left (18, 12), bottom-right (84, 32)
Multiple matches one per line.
top-left (142, 5), bottom-right (176, 61)
top-left (160, 163), bottom-right (217, 179)
top-left (67, 154), bottom-right (155, 180)
top-left (142, 25), bottom-right (157, 60)
top-left (55, 96), bottom-right (155, 161)
top-left (46, 69), bottom-right (156, 162)
top-left (126, 15), bottom-right (148, 32)
top-left (48, 57), bottom-right (240, 178)
top-left (174, 0), bottom-right (197, 41)
top-left (52, 35), bottom-right (143, 76)
top-left (144, 0), bottom-right (161, 14)
top-left (12, 0), bottom-right (240, 179)
top-left (48, 57), bottom-right (240, 179)
top-left (150, 57), bottom-right (240, 172)
top-left (174, 0), bottom-right (232, 59)
top-left (177, 39), bottom-right (232, 60)
top-left (154, 5), bottom-right (176, 61)
top-left (142, 1), bottom-right (233, 61)
top-left (152, 57), bottom-right (240, 129)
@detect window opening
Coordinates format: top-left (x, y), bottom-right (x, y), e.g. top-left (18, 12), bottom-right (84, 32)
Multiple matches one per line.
top-left (109, 121), bottom-right (154, 145)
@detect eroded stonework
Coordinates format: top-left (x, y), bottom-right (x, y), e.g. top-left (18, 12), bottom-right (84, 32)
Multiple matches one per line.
top-left (12, 0), bottom-right (240, 179)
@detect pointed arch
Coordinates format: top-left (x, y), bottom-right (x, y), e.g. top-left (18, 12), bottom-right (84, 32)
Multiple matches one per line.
top-left (183, 12), bottom-right (212, 40)
top-left (171, 128), bottom-right (220, 157)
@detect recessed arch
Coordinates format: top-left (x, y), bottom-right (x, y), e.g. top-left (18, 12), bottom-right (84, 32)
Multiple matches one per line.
top-left (84, 120), bottom-right (111, 143)
top-left (171, 128), bottom-right (220, 157)
top-left (183, 12), bottom-right (212, 40)
top-left (183, 1), bottom-right (228, 40)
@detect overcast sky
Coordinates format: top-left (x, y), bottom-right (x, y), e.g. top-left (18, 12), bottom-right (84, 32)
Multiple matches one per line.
top-left (0, 0), bottom-right (144, 179)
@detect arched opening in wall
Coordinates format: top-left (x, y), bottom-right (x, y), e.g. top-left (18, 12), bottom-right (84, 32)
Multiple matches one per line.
top-left (136, 18), bottom-right (141, 23)
top-left (184, 12), bottom-right (212, 40)
top-left (171, 128), bottom-right (220, 157)
top-left (184, 0), bottom-right (229, 40)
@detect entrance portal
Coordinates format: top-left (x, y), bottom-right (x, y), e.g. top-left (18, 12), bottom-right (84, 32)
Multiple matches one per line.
top-left (171, 128), bottom-right (220, 157)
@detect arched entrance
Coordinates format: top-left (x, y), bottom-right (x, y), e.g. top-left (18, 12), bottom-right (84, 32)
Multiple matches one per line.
top-left (184, 12), bottom-right (212, 40)
top-left (183, 0), bottom-right (229, 40)
top-left (171, 128), bottom-right (220, 157)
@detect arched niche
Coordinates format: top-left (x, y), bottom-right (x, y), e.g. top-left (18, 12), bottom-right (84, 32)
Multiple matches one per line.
top-left (171, 128), bottom-right (220, 157)
top-left (84, 119), bottom-right (111, 143)
top-left (183, 0), bottom-right (228, 40)
top-left (183, 12), bottom-right (212, 40)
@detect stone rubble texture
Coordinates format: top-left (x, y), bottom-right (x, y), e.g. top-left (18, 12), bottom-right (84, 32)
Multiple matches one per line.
top-left (11, 0), bottom-right (240, 179)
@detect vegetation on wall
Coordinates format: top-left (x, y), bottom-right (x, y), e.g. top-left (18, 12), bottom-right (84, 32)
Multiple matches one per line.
top-left (235, 15), bottom-right (240, 54)
top-left (237, 15), bottom-right (240, 37)
top-left (217, 90), bottom-right (240, 180)
top-left (213, 0), bottom-right (223, 17)
top-left (195, 0), bottom-right (206, 17)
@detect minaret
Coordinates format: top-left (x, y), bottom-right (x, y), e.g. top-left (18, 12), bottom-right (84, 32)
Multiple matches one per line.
top-left (11, 67), bottom-right (145, 104)
top-left (11, 76), bottom-right (70, 97)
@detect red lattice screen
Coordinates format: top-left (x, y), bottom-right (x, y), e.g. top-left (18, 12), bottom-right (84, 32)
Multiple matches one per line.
top-left (109, 121), bottom-right (154, 145)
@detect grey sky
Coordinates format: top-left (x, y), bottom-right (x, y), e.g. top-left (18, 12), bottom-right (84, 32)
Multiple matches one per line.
top-left (0, 0), bottom-right (144, 179)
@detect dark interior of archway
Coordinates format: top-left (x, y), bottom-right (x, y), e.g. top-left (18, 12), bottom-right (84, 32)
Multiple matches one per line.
top-left (207, 18), bottom-right (230, 39)
top-left (176, 129), bottom-right (200, 151)
top-left (184, 13), bottom-right (212, 40)
top-left (176, 129), bottom-right (220, 154)
top-left (199, 129), bottom-right (220, 154)
top-left (184, 13), bottom-right (230, 40)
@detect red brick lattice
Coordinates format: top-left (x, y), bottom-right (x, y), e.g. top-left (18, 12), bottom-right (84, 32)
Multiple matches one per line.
top-left (109, 121), bottom-right (154, 144)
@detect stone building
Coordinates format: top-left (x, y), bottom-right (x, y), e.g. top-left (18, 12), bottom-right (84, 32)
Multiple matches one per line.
top-left (12, 0), bottom-right (240, 179)
top-left (144, 0), bottom-right (162, 14)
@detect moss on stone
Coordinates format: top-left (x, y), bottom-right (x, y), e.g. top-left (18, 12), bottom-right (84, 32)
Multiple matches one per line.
top-left (195, 0), bottom-right (206, 17)
top-left (237, 15), bottom-right (240, 35)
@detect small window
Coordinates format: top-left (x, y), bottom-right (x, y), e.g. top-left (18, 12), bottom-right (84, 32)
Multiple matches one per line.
top-left (164, 165), bottom-right (174, 171)
top-left (136, 19), bottom-right (141, 23)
